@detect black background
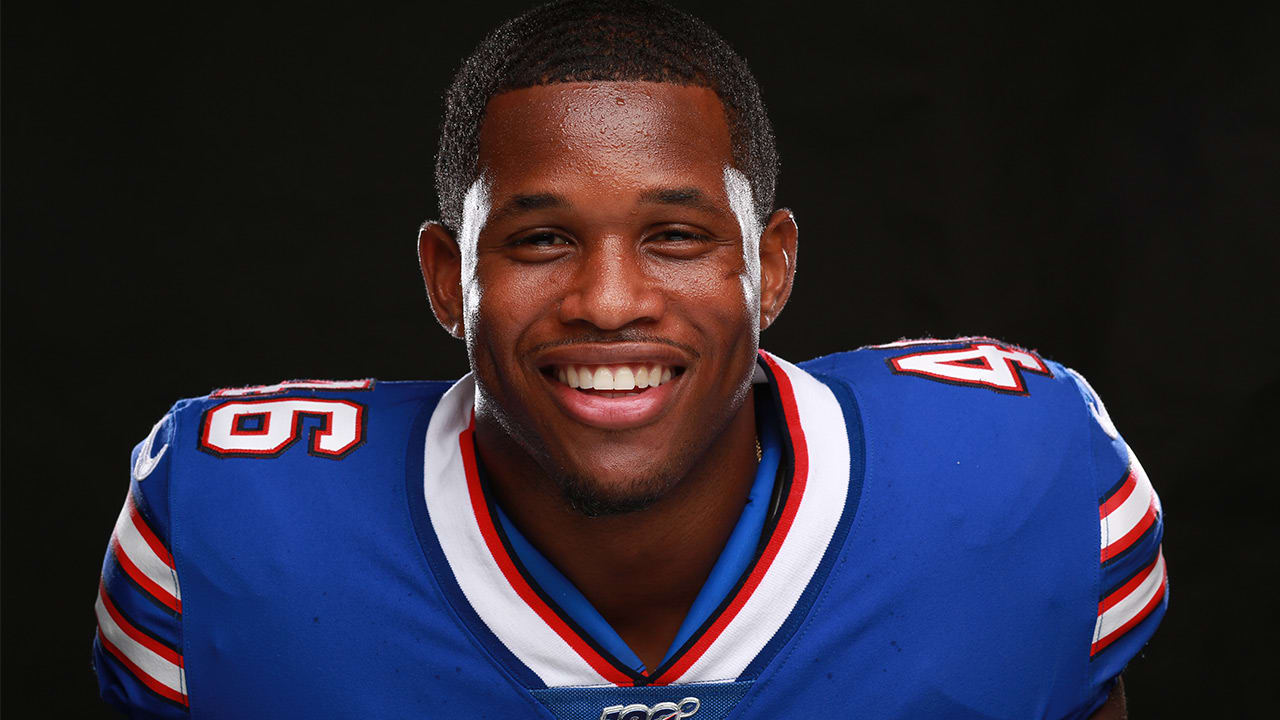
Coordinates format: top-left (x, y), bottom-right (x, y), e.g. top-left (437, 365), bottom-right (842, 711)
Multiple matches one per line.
top-left (4, 2), bottom-right (1277, 716)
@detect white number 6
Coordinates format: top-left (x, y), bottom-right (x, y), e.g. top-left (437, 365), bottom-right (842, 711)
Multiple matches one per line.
top-left (199, 398), bottom-right (366, 459)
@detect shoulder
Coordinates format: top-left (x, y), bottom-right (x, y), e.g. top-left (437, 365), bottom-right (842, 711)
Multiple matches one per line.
top-left (95, 377), bottom-right (462, 714)
top-left (796, 336), bottom-right (1147, 515)
top-left (124, 377), bottom-right (457, 531)
top-left (173, 377), bottom-right (453, 414)
top-left (803, 335), bottom-right (1063, 392)
top-left (159, 377), bottom-right (453, 457)
top-left (799, 336), bottom-right (1099, 434)
top-left (798, 337), bottom-right (1167, 706)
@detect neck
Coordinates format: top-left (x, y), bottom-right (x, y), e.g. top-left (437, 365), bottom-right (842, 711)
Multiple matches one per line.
top-left (476, 386), bottom-right (759, 670)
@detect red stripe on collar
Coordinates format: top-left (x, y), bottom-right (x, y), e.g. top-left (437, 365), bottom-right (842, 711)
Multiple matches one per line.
top-left (459, 416), bottom-right (636, 686)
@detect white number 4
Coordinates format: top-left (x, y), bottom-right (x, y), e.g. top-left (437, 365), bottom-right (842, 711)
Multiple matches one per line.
top-left (888, 342), bottom-right (1051, 394)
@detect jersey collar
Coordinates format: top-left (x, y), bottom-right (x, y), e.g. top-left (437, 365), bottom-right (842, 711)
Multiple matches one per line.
top-left (415, 350), bottom-right (859, 688)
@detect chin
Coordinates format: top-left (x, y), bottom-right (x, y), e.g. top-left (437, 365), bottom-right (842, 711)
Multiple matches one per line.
top-left (552, 465), bottom-right (682, 518)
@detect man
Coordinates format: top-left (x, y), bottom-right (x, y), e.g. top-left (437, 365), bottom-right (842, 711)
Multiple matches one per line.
top-left (93, 1), bottom-right (1165, 717)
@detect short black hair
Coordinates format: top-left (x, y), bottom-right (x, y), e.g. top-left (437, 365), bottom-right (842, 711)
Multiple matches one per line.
top-left (434, 0), bottom-right (778, 233)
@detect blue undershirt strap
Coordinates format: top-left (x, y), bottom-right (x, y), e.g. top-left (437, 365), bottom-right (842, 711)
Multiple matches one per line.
top-left (493, 503), bottom-right (648, 672)
top-left (659, 393), bottom-right (782, 665)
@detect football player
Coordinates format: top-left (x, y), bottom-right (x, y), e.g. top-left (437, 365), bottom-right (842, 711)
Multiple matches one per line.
top-left (93, 1), bottom-right (1165, 718)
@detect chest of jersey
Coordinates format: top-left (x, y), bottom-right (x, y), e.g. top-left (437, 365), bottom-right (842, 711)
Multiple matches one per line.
top-left (149, 349), bottom-right (1116, 720)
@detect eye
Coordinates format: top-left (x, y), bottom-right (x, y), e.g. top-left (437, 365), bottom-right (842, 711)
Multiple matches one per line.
top-left (506, 230), bottom-right (574, 262)
top-left (514, 232), bottom-right (571, 247)
top-left (646, 228), bottom-right (716, 258)
top-left (655, 230), bottom-right (708, 243)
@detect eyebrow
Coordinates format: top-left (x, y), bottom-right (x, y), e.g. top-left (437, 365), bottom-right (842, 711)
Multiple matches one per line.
top-left (488, 193), bottom-right (567, 223)
top-left (639, 187), bottom-right (727, 215)
top-left (488, 187), bottom-right (726, 224)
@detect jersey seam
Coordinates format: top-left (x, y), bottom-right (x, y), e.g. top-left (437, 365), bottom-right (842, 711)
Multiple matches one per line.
top-left (1072, 365), bottom-right (1106, 707)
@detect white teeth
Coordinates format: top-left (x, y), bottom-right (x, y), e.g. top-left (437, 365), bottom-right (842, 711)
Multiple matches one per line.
top-left (557, 363), bottom-right (676, 391)
top-left (614, 366), bottom-right (635, 390)
top-left (593, 367), bottom-right (614, 390)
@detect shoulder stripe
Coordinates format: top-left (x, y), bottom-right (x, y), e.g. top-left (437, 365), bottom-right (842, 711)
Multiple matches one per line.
top-left (1092, 548), bottom-right (1166, 656)
top-left (96, 584), bottom-right (188, 706)
top-left (97, 582), bottom-right (182, 666)
top-left (1098, 471), bottom-right (1137, 516)
top-left (1100, 462), bottom-right (1161, 563)
top-left (128, 494), bottom-right (175, 567)
top-left (112, 491), bottom-right (181, 612)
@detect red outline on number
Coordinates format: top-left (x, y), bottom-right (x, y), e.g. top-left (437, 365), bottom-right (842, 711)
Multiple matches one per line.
top-left (199, 398), bottom-right (366, 459)
top-left (888, 342), bottom-right (1051, 395)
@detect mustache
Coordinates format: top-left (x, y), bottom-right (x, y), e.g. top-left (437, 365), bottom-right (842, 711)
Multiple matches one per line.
top-left (527, 330), bottom-right (700, 359)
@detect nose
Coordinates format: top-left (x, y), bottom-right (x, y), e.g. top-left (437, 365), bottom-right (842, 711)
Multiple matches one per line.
top-left (558, 238), bottom-right (664, 331)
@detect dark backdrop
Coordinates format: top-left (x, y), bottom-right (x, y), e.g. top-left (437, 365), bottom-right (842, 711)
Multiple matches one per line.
top-left (4, 2), bottom-right (1276, 715)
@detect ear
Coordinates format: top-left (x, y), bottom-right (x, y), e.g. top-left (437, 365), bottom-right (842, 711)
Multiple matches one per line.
top-left (758, 208), bottom-right (798, 331)
top-left (417, 221), bottom-right (466, 339)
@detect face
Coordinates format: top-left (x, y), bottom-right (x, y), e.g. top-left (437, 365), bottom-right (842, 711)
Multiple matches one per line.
top-left (421, 82), bottom-right (796, 513)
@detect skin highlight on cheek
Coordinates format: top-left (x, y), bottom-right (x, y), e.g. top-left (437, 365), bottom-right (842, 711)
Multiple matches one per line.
top-left (724, 166), bottom-right (762, 333)
top-left (458, 176), bottom-right (491, 345)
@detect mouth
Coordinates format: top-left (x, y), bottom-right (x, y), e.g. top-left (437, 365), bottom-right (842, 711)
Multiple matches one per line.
top-left (543, 362), bottom-right (684, 397)
top-left (532, 346), bottom-right (691, 430)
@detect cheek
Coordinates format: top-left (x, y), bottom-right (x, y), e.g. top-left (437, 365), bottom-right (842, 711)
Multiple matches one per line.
top-left (658, 259), bottom-right (757, 339)
top-left (468, 261), bottom-right (564, 349)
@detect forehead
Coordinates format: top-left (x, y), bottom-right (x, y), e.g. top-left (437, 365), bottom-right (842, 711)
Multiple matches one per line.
top-left (477, 82), bottom-right (734, 194)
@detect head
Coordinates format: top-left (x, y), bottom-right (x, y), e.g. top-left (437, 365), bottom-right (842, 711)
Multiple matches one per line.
top-left (419, 0), bottom-right (798, 515)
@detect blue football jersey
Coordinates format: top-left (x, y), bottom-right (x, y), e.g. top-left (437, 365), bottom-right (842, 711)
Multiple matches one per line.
top-left (93, 340), bottom-right (1166, 719)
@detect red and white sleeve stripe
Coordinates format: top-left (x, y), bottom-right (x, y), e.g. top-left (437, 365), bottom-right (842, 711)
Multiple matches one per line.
top-left (95, 582), bottom-right (188, 706)
top-left (1091, 548), bottom-right (1167, 656)
top-left (111, 491), bottom-right (182, 612)
top-left (1099, 459), bottom-right (1161, 563)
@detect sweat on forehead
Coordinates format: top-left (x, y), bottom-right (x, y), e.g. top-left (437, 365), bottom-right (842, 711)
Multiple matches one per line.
top-left (476, 83), bottom-right (734, 182)
top-left (433, 0), bottom-right (778, 233)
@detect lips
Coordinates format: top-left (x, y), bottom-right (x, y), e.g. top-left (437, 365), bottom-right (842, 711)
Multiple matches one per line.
top-left (534, 344), bottom-right (690, 429)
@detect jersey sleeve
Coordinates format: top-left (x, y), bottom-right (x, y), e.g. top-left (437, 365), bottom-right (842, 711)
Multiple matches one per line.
top-left (93, 408), bottom-right (190, 717)
top-left (1065, 368), bottom-right (1168, 706)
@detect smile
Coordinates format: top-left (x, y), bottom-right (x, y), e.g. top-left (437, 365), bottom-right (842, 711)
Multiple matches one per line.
top-left (533, 343), bottom-right (693, 429)
top-left (550, 363), bottom-right (679, 394)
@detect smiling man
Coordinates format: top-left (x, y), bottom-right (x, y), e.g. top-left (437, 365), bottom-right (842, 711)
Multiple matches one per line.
top-left (93, 2), bottom-right (1165, 718)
